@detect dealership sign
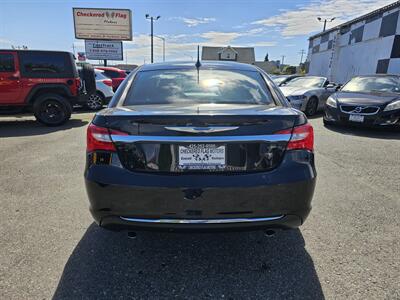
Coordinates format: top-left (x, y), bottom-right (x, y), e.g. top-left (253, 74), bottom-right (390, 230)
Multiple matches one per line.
top-left (73, 8), bottom-right (132, 40)
top-left (85, 40), bottom-right (123, 60)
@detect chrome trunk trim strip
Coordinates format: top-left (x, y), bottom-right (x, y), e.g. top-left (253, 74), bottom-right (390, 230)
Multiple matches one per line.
top-left (111, 134), bottom-right (291, 143)
top-left (165, 126), bottom-right (239, 134)
top-left (120, 215), bottom-right (285, 224)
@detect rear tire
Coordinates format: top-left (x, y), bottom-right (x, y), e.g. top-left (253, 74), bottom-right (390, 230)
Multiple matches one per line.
top-left (86, 92), bottom-right (104, 111)
top-left (33, 93), bottom-right (72, 126)
top-left (305, 97), bottom-right (318, 116)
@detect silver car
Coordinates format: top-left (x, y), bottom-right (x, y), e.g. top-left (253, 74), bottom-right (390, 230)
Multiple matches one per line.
top-left (280, 76), bottom-right (337, 116)
top-left (86, 69), bottom-right (114, 111)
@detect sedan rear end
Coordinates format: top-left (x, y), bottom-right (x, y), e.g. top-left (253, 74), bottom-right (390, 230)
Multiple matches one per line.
top-left (84, 62), bottom-right (316, 232)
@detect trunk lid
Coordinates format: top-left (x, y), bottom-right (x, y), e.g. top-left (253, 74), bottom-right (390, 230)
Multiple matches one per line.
top-left (94, 104), bottom-right (304, 173)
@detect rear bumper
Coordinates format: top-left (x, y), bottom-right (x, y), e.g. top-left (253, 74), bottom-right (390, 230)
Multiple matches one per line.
top-left (84, 150), bottom-right (316, 232)
top-left (99, 215), bottom-right (302, 232)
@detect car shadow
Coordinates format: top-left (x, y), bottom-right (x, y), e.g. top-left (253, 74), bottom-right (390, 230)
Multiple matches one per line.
top-left (72, 106), bottom-right (99, 114)
top-left (308, 112), bottom-right (324, 119)
top-left (53, 224), bottom-right (324, 299)
top-left (324, 123), bottom-right (400, 140)
top-left (0, 118), bottom-right (88, 138)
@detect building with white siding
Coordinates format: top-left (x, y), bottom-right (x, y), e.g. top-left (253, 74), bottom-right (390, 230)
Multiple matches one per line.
top-left (307, 1), bottom-right (400, 84)
top-left (201, 46), bottom-right (280, 73)
top-left (202, 46), bottom-right (256, 64)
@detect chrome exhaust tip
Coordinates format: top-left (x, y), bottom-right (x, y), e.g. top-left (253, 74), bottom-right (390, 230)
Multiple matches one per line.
top-left (127, 231), bottom-right (137, 239)
top-left (264, 230), bottom-right (276, 237)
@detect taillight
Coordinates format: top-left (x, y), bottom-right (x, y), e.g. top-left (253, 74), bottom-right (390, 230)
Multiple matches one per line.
top-left (103, 79), bottom-right (113, 87)
top-left (75, 78), bottom-right (81, 89)
top-left (86, 123), bottom-right (127, 152)
top-left (277, 123), bottom-right (314, 151)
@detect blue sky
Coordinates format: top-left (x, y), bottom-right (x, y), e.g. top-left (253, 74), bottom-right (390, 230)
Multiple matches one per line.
top-left (0, 0), bottom-right (395, 65)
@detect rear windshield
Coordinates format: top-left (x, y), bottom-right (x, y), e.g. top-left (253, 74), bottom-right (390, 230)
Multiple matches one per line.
top-left (124, 69), bottom-right (275, 106)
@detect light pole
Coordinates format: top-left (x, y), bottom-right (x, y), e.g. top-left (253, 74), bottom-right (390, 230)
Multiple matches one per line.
top-left (317, 17), bottom-right (336, 32)
top-left (145, 14), bottom-right (160, 63)
top-left (153, 35), bottom-right (166, 62)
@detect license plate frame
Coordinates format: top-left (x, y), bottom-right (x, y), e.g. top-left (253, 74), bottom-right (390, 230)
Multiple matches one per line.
top-left (349, 114), bottom-right (364, 123)
top-left (178, 144), bottom-right (226, 170)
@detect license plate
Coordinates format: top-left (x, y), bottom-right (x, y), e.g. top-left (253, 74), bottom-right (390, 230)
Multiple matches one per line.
top-left (349, 114), bottom-right (364, 122)
top-left (178, 144), bottom-right (226, 170)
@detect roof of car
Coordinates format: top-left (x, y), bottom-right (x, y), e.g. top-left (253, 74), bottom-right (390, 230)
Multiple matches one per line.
top-left (138, 61), bottom-right (261, 72)
top-left (0, 49), bottom-right (73, 55)
top-left (96, 66), bottom-right (125, 72)
top-left (353, 74), bottom-right (400, 78)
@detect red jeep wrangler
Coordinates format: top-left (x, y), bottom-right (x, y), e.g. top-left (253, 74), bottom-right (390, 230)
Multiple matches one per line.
top-left (0, 50), bottom-right (92, 126)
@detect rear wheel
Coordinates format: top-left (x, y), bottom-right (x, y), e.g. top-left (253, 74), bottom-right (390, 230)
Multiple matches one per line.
top-left (33, 94), bottom-right (72, 126)
top-left (305, 97), bottom-right (318, 116)
top-left (86, 92), bottom-right (104, 111)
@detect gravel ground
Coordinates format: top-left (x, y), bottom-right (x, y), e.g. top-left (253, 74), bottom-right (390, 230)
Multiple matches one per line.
top-left (0, 112), bottom-right (399, 299)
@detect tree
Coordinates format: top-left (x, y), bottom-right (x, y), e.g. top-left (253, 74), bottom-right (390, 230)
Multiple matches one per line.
top-left (264, 53), bottom-right (269, 62)
top-left (283, 66), bottom-right (297, 75)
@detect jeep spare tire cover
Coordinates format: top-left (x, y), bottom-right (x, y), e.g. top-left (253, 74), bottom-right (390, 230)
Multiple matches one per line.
top-left (82, 64), bottom-right (96, 94)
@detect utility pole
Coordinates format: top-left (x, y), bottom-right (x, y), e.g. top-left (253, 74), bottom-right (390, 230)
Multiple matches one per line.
top-left (281, 55), bottom-right (285, 71)
top-left (153, 35), bottom-right (166, 62)
top-left (145, 14), bottom-right (161, 63)
top-left (72, 43), bottom-right (76, 56)
top-left (317, 17), bottom-right (336, 32)
top-left (299, 49), bottom-right (305, 65)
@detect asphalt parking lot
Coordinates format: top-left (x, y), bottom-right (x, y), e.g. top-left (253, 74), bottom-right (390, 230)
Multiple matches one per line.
top-left (0, 112), bottom-right (399, 300)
